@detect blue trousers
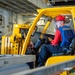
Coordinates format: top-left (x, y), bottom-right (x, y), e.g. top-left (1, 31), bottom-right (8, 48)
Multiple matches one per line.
top-left (38, 44), bottom-right (64, 66)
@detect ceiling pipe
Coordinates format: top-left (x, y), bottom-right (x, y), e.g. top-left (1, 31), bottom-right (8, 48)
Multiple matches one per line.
top-left (0, 0), bottom-right (26, 12)
top-left (0, 4), bottom-right (20, 13)
top-left (21, 0), bottom-right (37, 10)
top-left (8, 0), bottom-right (34, 12)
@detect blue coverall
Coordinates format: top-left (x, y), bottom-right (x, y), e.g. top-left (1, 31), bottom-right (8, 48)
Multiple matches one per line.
top-left (35, 26), bottom-right (75, 67)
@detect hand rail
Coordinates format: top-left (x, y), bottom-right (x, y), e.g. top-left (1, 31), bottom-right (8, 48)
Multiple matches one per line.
top-left (11, 59), bottom-right (75, 75)
top-left (0, 55), bottom-right (36, 68)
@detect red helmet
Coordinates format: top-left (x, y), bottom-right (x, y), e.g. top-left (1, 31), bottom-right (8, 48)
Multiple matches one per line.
top-left (55, 15), bottom-right (65, 21)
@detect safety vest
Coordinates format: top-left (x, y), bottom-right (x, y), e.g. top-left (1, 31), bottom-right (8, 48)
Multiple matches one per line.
top-left (58, 26), bottom-right (75, 47)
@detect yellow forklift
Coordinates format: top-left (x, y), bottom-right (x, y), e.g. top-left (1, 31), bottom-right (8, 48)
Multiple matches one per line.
top-left (1, 6), bottom-right (75, 75)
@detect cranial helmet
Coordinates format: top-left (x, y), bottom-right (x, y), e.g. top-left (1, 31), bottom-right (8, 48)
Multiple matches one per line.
top-left (55, 15), bottom-right (65, 21)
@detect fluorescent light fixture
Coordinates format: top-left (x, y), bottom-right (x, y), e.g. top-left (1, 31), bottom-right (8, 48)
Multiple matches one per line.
top-left (34, 14), bottom-right (37, 16)
top-left (65, 16), bottom-right (68, 18)
top-left (69, 19), bottom-right (72, 20)
top-left (47, 3), bottom-right (50, 5)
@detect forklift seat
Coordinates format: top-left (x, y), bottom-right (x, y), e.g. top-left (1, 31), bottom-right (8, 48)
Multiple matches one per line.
top-left (52, 37), bottom-right (75, 56)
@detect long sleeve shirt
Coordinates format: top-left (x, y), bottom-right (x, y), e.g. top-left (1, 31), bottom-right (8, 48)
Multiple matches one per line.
top-left (51, 30), bottom-right (62, 46)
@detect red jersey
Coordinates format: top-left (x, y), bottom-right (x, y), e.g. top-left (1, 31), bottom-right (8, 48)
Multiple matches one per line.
top-left (51, 30), bottom-right (62, 46)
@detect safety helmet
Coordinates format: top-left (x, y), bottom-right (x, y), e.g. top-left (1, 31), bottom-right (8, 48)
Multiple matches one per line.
top-left (55, 15), bottom-right (65, 21)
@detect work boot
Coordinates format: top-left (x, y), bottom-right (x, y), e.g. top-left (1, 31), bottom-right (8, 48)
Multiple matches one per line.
top-left (31, 47), bottom-right (38, 54)
top-left (37, 62), bottom-right (44, 67)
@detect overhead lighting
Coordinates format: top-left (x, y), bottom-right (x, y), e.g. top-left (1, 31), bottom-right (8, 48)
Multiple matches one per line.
top-left (65, 16), bottom-right (68, 18)
top-left (69, 19), bottom-right (72, 20)
top-left (64, 0), bottom-right (68, 2)
top-left (47, 3), bottom-right (50, 5)
top-left (34, 14), bottom-right (37, 16)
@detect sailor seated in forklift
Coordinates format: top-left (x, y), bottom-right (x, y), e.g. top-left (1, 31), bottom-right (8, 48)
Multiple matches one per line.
top-left (34, 15), bottom-right (75, 67)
